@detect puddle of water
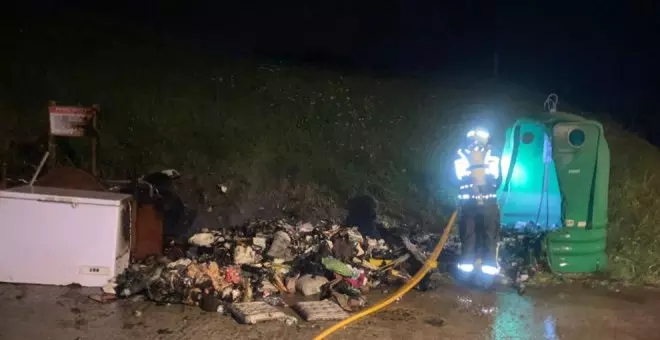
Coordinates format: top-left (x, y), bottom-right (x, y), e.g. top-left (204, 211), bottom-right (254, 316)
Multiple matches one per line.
top-left (544, 316), bottom-right (558, 340)
top-left (491, 291), bottom-right (534, 339)
top-left (490, 290), bottom-right (559, 340)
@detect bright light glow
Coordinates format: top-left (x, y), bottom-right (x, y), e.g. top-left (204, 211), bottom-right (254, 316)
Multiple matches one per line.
top-left (457, 263), bottom-right (475, 273)
top-left (485, 150), bottom-right (500, 179)
top-left (513, 165), bottom-right (525, 183)
top-left (481, 264), bottom-right (500, 276)
top-left (466, 128), bottom-right (490, 140)
top-left (501, 154), bottom-right (511, 177)
top-left (454, 159), bottom-right (469, 180)
top-left (499, 154), bottom-right (525, 184)
top-left (492, 288), bottom-right (533, 339)
top-left (454, 149), bottom-right (469, 179)
top-left (476, 129), bottom-right (490, 139)
top-left (544, 316), bottom-right (559, 340)
top-left (459, 193), bottom-right (496, 200)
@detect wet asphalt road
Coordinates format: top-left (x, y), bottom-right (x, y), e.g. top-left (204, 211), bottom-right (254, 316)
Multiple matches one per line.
top-left (0, 283), bottom-right (659, 340)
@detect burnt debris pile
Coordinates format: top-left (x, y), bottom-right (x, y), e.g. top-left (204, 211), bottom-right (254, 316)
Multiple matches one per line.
top-left (112, 218), bottom-right (453, 313)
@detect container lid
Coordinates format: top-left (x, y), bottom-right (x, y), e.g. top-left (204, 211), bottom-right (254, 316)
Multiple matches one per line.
top-left (0, 185), bottom-right (133, 207)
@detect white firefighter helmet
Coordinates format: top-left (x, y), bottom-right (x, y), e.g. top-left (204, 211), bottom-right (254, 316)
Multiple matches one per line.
top-left (466, 127), bottom-right (490, 146)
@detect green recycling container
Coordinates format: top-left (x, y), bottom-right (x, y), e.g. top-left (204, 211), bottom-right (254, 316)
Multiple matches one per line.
top-left (498, 113), bottom-right (610, 273)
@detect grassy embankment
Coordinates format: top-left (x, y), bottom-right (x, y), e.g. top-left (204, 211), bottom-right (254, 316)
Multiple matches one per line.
top-left (2, 15), bottom-right (659, 285)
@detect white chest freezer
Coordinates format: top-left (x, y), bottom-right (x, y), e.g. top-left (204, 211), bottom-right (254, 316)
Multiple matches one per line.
top-left (0, 185), bottom-right (134, 287)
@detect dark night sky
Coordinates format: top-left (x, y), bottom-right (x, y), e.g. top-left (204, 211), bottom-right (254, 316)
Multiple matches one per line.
top-left (6, 1), bottom-right (660, 133)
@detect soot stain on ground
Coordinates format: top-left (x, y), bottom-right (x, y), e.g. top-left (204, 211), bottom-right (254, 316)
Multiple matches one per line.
top-left (376, 308), bottom-right (417, 322)
top-left (123, 322), bottom-right (146, 330)
top-left (425, 317), bottom-right (445, 327)
top-left (74, 317), bottom-right (87, 329)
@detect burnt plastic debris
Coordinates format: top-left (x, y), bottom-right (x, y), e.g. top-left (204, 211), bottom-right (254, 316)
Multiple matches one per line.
top-left (113, 216), bottom-right (451, 313)
top-left (345, 195), bottom-right (380, 238)
top-left (497, 228), bottom-right (548, 290)
top-left (109, 168), bottom-right (185, 240)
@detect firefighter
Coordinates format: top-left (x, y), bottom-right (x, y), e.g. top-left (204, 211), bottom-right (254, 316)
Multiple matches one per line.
top-left (453, 127), bottom-right (502, 278)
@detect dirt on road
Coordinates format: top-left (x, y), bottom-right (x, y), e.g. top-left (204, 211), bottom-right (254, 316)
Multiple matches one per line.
top-left (0, 283), bottom-right (659, 340)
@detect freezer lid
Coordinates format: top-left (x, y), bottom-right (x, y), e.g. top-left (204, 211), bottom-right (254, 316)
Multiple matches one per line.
top-left (0, 186), bottom-right (133, 206)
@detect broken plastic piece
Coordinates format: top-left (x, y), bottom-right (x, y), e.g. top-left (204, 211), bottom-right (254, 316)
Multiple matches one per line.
top-left (188, 233), bottom-right (215, 247)
top-left (252, 237), bottom-right (267, 249)
top-left (229, 301), bottom-right (290, 324)
top-left (263, 295), bottom-right (287, 307)
top-left (89, 293), bottom-right (117, 303)
top-left (296, 274), bottom-right (329, 296)
top-left (234, 245), bottom-right (256, 265)
top-left (267, 231), bottom-right (293, 260)
top-left (293, 300), bottom-right (350, 321)
top-left (322, 257), bottom-right (354, 277)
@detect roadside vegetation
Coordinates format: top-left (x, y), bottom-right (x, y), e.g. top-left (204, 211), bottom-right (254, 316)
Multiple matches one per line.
top-left (2, 14), bottom-right (659, 285)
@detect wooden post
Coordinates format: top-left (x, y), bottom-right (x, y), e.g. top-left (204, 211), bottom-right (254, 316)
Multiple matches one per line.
top-left (47, 100), bottom-right (57, 169)
top-left (91, 114), bottom-right (98, 177)
top-left (90, 104), bottom-right (100, 177)
top-left (0, 162), bottom-right (6, 189)
top-left (48, 134), bottom-right (56, 169)
top-left (130, 198), bottom-right (138, 256)
top-left (29, 151), bottom-right (50, 186)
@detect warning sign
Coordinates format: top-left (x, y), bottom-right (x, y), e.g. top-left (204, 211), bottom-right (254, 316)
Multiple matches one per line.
top-left (48, 105), bottom-right (97, 137)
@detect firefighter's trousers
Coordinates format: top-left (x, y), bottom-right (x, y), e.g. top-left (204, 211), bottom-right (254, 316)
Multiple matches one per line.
top-left (458, 200), bottom-right (500, 265)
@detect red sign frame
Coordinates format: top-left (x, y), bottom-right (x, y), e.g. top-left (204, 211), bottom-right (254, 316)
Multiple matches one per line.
top-left (48, 105), bottom-right (98, 137)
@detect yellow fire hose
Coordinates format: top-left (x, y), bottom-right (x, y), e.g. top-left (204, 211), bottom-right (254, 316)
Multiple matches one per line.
top-left (313, 209), bottom-right (458, 340)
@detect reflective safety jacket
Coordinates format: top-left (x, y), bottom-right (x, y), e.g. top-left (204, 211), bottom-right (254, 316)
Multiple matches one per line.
top-left (454, 143), bottom-right (502, 204)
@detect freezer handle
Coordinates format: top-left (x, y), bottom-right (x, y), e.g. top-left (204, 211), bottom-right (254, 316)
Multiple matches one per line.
top-left (37, 198), bottom-right (79, 208)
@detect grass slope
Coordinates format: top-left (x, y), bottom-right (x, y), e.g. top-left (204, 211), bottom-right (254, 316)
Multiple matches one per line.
top-left (2, 14), bottom-right (659, 284)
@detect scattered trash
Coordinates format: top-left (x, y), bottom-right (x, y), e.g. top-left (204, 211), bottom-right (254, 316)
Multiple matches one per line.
top-left (200, 294), bottom-right (225, 313)
top-left (475, 305), bottom-right (497, 316)
top-left (89, 293), bottom-right (117, 303)
top-left (322, 257), bottom-right (354, 277)
top-left (263, 295), bottom-right (287, 307)
top-left (456, 295), bottom-right (473, 311)
top-left (293, 300), bottom-right (350, 321)
top-left (267, 230), bottom-right (293, 260)
top-left (189, 232), bottom-right (215, 247)
top-left (252, 237), bottom-right (267, 249)
top-left (497, 228), bottom-right (550, 289)
top-left (234, 244), bottom-right (256, 265)
top-left (329, 291), bottom-right (367, 312)
top-left (297, 222), bottom-right (314, 233)
top-left (285, 274), bottom-right (298, 294)
top-left (229, 301), bottom-right (291, 324)
top-left (296, 275), bottom-right (329, 296)
top-left (102, 281), bottom-right (117, 295)
top-left (130, 295), bottom-right (146, 302)
top-left (108, 215), bottom-right (462, 322)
